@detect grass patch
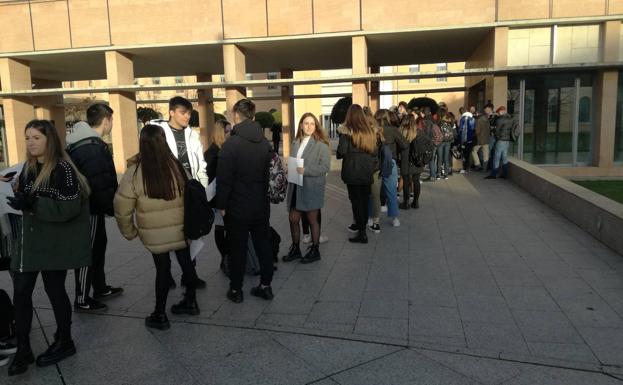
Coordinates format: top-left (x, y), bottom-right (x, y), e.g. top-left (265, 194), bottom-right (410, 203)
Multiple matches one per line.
top-left (574, 180), bottom-right (623, 204)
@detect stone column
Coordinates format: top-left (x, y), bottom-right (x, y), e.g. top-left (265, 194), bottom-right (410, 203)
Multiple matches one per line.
top-left (0, 58), bottom-right (34, 165)
top-left (592, 21), bottom-right (621, 168)
top-left (196, 73), bottom-right (214, 149)
top-left (281, 69), bottom-right (293, 158)
top-left (352, 36), bottom-right (369, 107)
top-left (223, 44), bottom-right (246, 119)
top-left (369, 65), bottom-right (380, 112)
top-left (105, 51), bottom-right (138, 172)
top-left (33, 79), bottom-right (66, 145)
top-left (492, 27), bottom-right (509, 109)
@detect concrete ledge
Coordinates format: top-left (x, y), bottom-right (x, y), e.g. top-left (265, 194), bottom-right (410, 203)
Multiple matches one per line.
top-left (509, 157), bottom-right (623, 255)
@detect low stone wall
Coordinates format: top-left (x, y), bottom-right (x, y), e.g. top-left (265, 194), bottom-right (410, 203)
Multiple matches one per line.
top-left (509, 158), bottom-right (623, 256)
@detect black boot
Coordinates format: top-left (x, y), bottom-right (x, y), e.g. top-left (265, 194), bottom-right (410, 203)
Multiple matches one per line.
top-left (8, 344), bottom-right (34, 376)
top-left (35, 334), bottom-right (76, 367)
top-left (485, 168), bottom-right (498, 179)
top-left (171, 293), bottom-right (200, 315)
top-left (145, 312), bottom-right (170, 330)
top-left (501, 163), bottom-right (509, 179)
top-left (282, 243), bottom-right (302, 262)
top-left (349, 230), bottom-right (368, 244)
top-left (301, 244), bottom-right (321, 264)
top-left (399, 203), bottom-right (410, 210)
top-left (410, 200), bottom-right (419, 209)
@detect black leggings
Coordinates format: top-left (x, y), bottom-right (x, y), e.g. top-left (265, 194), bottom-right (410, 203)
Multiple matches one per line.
top-left (152, 247), bottom-right (197, 314)
top-left (347, 184), bottom-right (371, 231)
top-left (13, 270), bottom-right (72, 346)
top-left (402, 173), bottom-right (421, 205)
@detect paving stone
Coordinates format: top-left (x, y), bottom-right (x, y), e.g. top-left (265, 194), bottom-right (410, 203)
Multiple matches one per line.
top-left (578, 327), bottom-right (623, 366)
top-left (526, 342), bottom-right (599, 364)
top-left (354, 317), bottom-right (408, 340)
top-left (500, 286), bottom-right (560, 311)
top-left (409, 305), bottom-right (464, 339)
top-left (463, 322), bottom-right (530, 355)
top-left (307, 300), bottom-right (360, 325)
top-left (457, 295), bottom-right (515, 324)
top-left (359, 298), bottom-right (408, 319)
top-left (512, 310), bottom-right (584, 344)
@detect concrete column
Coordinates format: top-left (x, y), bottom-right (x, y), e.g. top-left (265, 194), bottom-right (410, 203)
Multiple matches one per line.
top-left (223, 44), bottom-right (246, 118)
top-left (491, 27), bottom-right (509, 110)
top-left (369, 65), bottom-right (380, 112)
top-left (603, 20), bottom-right (621, 62)
top-left (281, 69), bottom-right (293, 158)
top-left (0, 58), bottom-right (34, 165)
top-left (33, 79), bottom-right (66, 145)
top-left (105, 51), bottom-right (138, 172)
top-left (352, 36), bottom-right (368, 107)
top-left (196, 73), bottom-right (214, 149)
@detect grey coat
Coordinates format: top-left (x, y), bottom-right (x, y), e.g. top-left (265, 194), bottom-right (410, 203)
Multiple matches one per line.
top-left (286, 137), bottom-right (331, 212)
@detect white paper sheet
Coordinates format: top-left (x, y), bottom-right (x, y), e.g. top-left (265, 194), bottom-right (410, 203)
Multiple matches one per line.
top-left (213, 209), bottom-right (224, 227)
top-left (287, 157), bottom-right (304, 186)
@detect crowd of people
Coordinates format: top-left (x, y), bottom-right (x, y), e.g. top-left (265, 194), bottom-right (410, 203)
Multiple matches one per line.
top-left (0, 95), bottom-right (517, 376)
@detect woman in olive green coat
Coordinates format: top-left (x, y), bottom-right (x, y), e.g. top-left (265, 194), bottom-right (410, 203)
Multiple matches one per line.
top-left (7, 120), bottom-right (91, 376)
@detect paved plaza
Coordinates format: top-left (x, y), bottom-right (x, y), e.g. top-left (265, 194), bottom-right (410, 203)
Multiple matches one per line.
top-left (2, 171), bottom-right (623, 384)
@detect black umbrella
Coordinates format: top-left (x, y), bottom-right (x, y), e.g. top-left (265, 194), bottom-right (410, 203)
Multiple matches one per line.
top-left (330, 97), bottom-right (352, 125)
top-left (407, 97), bottom-right (439, 114)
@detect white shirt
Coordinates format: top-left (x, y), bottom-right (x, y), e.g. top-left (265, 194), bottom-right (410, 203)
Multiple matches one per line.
top-left (297, 136), bottom-right (311, 159)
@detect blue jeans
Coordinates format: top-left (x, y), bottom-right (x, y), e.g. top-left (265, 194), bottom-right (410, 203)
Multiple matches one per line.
top-left (381, 160), bottom-right (399, 218)
top-left (493, 140), bottom-right (510, 169)
top-left (436, 142), bottom-right (451, 176)
top-left (429, 146), bottom-right (438, 179)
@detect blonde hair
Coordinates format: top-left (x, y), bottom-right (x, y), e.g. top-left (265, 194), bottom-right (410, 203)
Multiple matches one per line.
top-left (344, 104), bottom-right (377, 154)
top-left (400, 114), bottom-right (418, 143)
top-left (210, 120), bottom-right (228, 149)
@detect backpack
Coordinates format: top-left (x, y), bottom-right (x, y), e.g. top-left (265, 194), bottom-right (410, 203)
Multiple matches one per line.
top-left (431, 124), bottom-right (443, 145)
top-left (378, 143), bottom-right (393, 178)
top-left (184, 179), bottom-right (214, 240)
top-left (0, 289), bottom-right (15, 340)
top-left (409, 135), bottom-right (435, 167)
top-left (267, 152), bottom-right (287, 204)
top-left (440, 121), bottom-right (456, 142)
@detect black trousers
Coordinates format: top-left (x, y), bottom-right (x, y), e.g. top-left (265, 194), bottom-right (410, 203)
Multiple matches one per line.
top-left (462, 143), bottom-right (474, 171)
top-left (75, 214), bottom-right (107, 303)
top-left (13, 270), bottom-right (72, 346)
top-left (226, 217), bottom-right (273, 291)
top-left (273, 139), bottom-right (280, 154)
top-left (214, 225), bottom-right (228, 259)
top-left (402, 173), bottom-right (421, 204)
top-left (152, 247), bottom-right (197, 314)
top-left (347, 184), bottom-right (371, 231)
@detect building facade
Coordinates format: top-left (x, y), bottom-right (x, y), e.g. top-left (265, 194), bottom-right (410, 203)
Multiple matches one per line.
top-left (0, 0), bottom-right (621, 176)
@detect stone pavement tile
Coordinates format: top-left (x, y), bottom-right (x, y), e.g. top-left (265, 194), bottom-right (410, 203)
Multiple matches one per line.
top-left (544, 277), bottom-right (595, 302)
top-left (490, 266), bottom-right (542, 287)
top-left (560, 297), bottom-right (623, 329)
top-left (359, 298), bottom-right (408, 319)
top-left (303, 321), bottom-right (354, 333)
top-left (457, 295), bottom-right (515, 324)
top-left (409, 286), bottom-right (457, 307)
top-left (307, 301), bottom-right (360, 325)
top-left (500, 286), bottom-right (560, 312)
top-left (354, 317), bottom-right (408, 340)
top-left (482, 251), bottom-right (527, 268)
top-left (463, 322), bottom-right (530, 355)
top-left (409, 334), bottom-right (466, 348)
top-left (409, 305), bottom-right (464, 340)
top-left (499, 365), bottom-right (622, 385)
top-left (416, 349), bottom-right (523, 385)
top-left (265, 290), bottom-right (317, 315)
top-left (365, 268), bottom-right (408, 293)
top-left (280, 270), bottom-right (329, 292)
top-left (210, 300), bottom-right (268, 323)
top-left (575, 269), bottom-right (623, 290)
top-left (330, 349), bottom-right (478, 385)
top-left (100, 284), bottom-right (154, 311)
top-left (526, 342), bottom-right (600, 364)
top-left (451, 273), bottom-right (501, 297)
top-left (361, 289), bottom-right (409, 301)
top-left (593, 288), bottom-right (623, 319)
top-left (578, 327), bottom-right (623, 366)
top-left (556, 252), bottom-right (614, 271)
top-left (256, 313), bottom-right (308, 328)
top-left (512, 310), bottom-right (584, 344)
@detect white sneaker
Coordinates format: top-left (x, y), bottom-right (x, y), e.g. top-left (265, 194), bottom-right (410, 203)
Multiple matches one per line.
top-left (459, 169), bottom-right (466, 174)
top-left (302, 234), bottom-right (311, 244)
top-left (380, 205), bottom-right (388, 213)
top-left (367, 218), bottom-right (373, 227)
top-left (391, 217), bottom-right (400, 227)
top-left (319, 235), bottom-right (329, 244)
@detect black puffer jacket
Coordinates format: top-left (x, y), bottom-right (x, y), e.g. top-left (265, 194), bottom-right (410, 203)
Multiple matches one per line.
top-left (215, 119), bottom-right (272, 222)
top-left (495, 113), bottom-right (518, 141)
top-left (336, 125), bottom-right (376, 186)
top-left (66, 136), bottom-right (118, 216)
top-left (382, 124), bottom-right (409, 161)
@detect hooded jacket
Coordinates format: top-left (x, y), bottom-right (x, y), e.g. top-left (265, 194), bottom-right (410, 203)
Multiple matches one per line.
top-left (215, 119), bottom-right (272, 222)
top-left (382, 124), bottom-right (409, 162)
top-left (66, 121), bottom-right (118, 216)
top-left (495, 113), bottom-right (518, 141)
top-left (458, 112), bottom-right (475, 144)
top-left (336, 125), bottom-right (376, 186)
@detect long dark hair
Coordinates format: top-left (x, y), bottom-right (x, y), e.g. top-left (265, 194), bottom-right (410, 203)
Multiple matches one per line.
top-left (344, 104), bottom-right (376, 154)
top-left (137, 124), bottom-right (186, 200)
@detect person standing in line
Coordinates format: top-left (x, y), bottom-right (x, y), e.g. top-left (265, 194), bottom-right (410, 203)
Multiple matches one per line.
top-left (204, 119), bottom-right (231, 276)
top-left (66, 104), bottom-right (123, 313)
top-left (8, 120), bottom-right (91, 376)
top-left (337, 104), bottom-right (377, 244)
top-left (282, 113), bottom-right (331, 264)
top-left (114, 125), bottom-right (200, 330)
top-left (437, 109), bottom-right (456, 179)
top-left (216, 99), bottom-right (274, 304)
top-left (458, 107), bottom-right (476, 173)
top-left (471, 105), bottom-right (492, 172)
top-left (486, 106), bottom-right (518, 179)
top-left (150, 96), bottom-right (208, 289)
top-left (399, 115), bottom-right (424, 210)
top-left (271, 120), bottom-right (282, 154)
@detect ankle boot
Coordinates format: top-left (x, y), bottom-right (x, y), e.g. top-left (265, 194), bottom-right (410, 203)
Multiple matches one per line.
top-left (145, 312), bottom-right (170, 330)
top-left (301, 244), bottom-right (321, 264)
top-left (485, 168), bottom-right (498, 179)
top-left (349, 230), bottom-right (368, 244)
top-left (410, 200), bottom-right (419, 209)
top-left (8, 344), bottom-right (34, 376)
top-left (501, 164), bottom-right (509, 179)
top-left (282, 243), bottom-right (302, 262)
top-left (171, 293), bottom-right (200, 315)
top-left (36, 335), bottom-right (76, 367)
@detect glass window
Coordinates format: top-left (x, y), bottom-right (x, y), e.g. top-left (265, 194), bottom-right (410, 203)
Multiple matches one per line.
top-left (616, 71), bottom-right (623, 163)
top-left (245, 73), bottom-right (253, 81)
top-left (409, 65), bottom-right (420, 83)
top-left (152, 77), bottom-right (160, 85)
top-left (548, 95), bottom-right (558, 123)
top-left (577, 74), bottom-right (594, 164)
top-left (436, 63), bottom-right (447, 82)
top-left (578, 96), bottom-right (591, 123)
top-left (175, 76), bottom-right (184, 84)
top-left (267, 72), bottom-right (278, 89)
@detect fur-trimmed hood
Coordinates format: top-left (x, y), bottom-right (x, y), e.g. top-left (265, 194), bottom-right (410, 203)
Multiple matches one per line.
top-left (337, 125), bottom-right (352, 136)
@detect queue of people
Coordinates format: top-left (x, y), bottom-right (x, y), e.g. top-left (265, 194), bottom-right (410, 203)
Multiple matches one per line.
top-left (0, 95), bottom-right (516, 376)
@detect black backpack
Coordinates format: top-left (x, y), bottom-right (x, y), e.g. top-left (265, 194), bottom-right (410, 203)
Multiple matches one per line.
top-left (378, 143), bottom-right (394, 178)
top-left (184, 179), bottom-right (214, 240)
top-left (409, 135), bottom-right (435, 167)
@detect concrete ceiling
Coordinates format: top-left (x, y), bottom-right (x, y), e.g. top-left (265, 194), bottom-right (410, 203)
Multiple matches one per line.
top-left (16, 27), bottom-right (492, 83)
